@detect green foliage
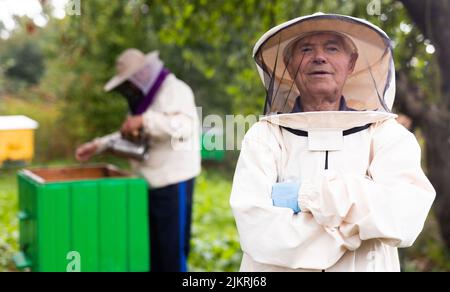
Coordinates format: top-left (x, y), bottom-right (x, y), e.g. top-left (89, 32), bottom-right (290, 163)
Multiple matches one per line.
top-left (1, 0), bottom-right (433, 147)
top-left (0, 31), bottom-right (45, 93)
top-left (4, 42), bottom-right (44, 85)
top-left (37, 2), bottom-right (150, 144)
top-left (374, 1), bottom-right (440, 103)
top-left (0, 0), bottom-right (442, 149)
top-left (0, 169), bottom-right (18, 272)
top-left (189, 168), bottom-right (241, 271)
top-left (403, 211), bottom-right (450, 272)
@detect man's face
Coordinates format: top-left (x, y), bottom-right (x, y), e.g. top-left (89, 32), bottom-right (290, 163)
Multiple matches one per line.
top-left (115, 80), bottom-right (144, 111)
top-left (286, 33), bottom-right (357, 99)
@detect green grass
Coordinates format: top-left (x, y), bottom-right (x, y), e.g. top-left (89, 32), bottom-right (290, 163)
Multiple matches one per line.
top-left (189, 168), bottom-right (241, 271)
top-left (0, 168), bottom-right (19, 271)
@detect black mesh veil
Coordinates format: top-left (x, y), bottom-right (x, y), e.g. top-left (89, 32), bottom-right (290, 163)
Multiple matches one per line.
top-left (253, 14), bottom-right (394, 116)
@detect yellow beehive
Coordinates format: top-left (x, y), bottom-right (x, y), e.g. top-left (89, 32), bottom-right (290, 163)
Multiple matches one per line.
top-left (0, 115), bottom-right (38, 165)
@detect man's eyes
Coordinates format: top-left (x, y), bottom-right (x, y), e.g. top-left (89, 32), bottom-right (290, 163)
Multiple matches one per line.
top-left (300, 47), bottom-right (312, 52)
top-left (326, 46), bottom-right (339, 52)
top-left (298, 46), bottom-right (340, 53)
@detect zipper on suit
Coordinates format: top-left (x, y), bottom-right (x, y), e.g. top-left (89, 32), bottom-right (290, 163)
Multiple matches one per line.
top-left (322, 151), bottom-right (329, 272)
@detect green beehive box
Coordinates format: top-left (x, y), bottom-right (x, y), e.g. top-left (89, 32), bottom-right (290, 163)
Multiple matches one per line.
top-left (15, 164), bottom-right (149, 272)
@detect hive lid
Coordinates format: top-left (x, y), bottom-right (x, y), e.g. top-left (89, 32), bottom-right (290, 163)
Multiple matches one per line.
top-left (0, 115), bottom-right (39, 130)
top-left (21, 164), bottom-right (131, 183)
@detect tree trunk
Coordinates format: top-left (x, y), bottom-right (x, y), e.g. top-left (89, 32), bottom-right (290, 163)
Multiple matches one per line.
top-left (398, 0), bottom-right (450, 249)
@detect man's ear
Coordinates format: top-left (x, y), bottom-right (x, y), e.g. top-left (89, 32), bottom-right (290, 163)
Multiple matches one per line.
top-left (348, 52), bottom-right (358, 74)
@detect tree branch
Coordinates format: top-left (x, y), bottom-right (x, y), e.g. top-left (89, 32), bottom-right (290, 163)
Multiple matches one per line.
top-left (395, 71), bottom-right (449, 128)
top-left (400, 0), bottom-right (450, 103)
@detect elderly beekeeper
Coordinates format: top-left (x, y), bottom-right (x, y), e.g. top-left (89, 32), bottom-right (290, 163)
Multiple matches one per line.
top-left (75, 49), bottom-right (201, 272)
top-left (230, 13), bottom-right (436, 272)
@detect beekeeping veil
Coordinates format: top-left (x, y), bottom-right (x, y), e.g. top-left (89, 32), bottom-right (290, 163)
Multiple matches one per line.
top-left (253, 13), bottom-right (397, 130)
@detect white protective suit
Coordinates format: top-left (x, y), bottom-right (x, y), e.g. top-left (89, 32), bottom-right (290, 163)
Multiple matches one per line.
top-left (95, 73), bottom-right (201, 188)
top-left (230, 13), bottom-right (436, 272)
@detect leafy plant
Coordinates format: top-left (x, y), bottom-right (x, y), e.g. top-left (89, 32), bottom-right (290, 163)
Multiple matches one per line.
top-left (0, 169), bottom-right (19, 272)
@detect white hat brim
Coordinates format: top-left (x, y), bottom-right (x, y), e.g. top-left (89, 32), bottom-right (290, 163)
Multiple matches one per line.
top-left (104, 51), bottom-right (160, 92)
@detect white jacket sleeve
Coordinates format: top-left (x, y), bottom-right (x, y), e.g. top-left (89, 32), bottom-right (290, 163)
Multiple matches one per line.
top-left (92, 131), bottom-right (121, 153)
top-left (141, 78), bottom-right (196, 141)
top-left (142, 110), bottom-right (194, 141)
top-left (230, 123), bottom-right (360, 270)
top-left (299, 119), bottom-right (436, 248)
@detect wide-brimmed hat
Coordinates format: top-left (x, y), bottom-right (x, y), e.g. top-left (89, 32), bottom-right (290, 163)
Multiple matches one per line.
top-left (104, 49), bottom-right (160, 92)
top-left (253, 13), bottom-right (395, 114)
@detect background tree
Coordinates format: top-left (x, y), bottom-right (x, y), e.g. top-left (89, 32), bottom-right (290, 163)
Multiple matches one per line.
top-left (4, 41), bottom-right (44, 85)
top-left (396, 0), bottom-right (450, 250)
top-left (0, 19), bottom-right (45, 92)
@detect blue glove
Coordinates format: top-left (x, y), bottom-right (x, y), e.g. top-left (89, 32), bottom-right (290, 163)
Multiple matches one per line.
top-left (271, 181), bottom-right (301, 213)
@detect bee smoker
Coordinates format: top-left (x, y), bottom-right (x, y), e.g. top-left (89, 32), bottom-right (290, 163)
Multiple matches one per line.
top-left (103, 130), bottom-right (150, 161)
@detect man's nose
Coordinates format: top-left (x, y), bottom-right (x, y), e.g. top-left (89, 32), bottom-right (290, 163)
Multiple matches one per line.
top-left (312, 50), bottom-right (327, 64)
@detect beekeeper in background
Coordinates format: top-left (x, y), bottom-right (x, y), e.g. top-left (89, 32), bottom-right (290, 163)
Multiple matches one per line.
top-left (230, 13), bottom-right (435, 272)
top-left (75, 48), bottom-right (201, 272)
